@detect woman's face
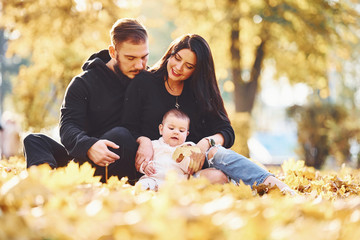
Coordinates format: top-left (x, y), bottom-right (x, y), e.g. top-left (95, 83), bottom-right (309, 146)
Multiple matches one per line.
top-left (167, 49), bottom-right (197, 82)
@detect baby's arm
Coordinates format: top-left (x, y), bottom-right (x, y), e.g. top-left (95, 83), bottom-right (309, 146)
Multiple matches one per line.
top-left (139, 140), bottom-right (159, 176)
top-left (140, 161), bottom-right (156, 176)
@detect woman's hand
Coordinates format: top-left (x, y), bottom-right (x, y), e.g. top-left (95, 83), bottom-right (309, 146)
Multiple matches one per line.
top-left (186, 138), bottom-right (210, 175)
top-left (135, 136), bottom-right (154, 171)
top-left (188, 134), bottom-right (224, 175)
top-left (188, 151), bottom-right (205, 175)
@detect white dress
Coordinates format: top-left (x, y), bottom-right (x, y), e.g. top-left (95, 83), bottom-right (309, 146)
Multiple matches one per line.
top-left (137, 137), bottom-right (193, 190)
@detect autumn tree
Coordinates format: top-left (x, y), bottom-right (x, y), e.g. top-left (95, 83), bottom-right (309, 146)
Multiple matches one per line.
top-left (167, 0), bottom-right (359, 111)
top-left (165, 0), bottom-right (360, 155)
top-left (0, 0), bottom-right (140, 131)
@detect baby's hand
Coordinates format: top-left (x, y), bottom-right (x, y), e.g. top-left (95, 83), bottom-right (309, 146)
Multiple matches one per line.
top-left (144, 161), bottom-right (156, 176)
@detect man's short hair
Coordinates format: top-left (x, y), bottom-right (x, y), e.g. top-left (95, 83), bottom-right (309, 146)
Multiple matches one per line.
top-left (110, 18), bottom-right (148, 47)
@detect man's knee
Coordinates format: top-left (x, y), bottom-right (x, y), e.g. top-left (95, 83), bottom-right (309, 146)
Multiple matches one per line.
top-left (24, 133), bottom-right (52, 146)
top-left (102, 127), bottom-right (137, 150)
top-left (23, 133), bottom-right (38, 146)
top-left (103, 127), bottom-right (132, 141)
top-left (23, 134), bottom-right (63, 169)
top-left (23, 134), bottom-right (44, 152)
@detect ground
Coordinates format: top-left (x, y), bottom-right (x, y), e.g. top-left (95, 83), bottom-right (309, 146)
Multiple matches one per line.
top-left (1, 157), bottom-right (360, 240)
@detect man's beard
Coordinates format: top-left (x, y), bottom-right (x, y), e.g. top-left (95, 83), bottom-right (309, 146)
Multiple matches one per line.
top-left (113, 57), bottom-right (124, 78)
top-left (113, 55), bottom-right (141, 79)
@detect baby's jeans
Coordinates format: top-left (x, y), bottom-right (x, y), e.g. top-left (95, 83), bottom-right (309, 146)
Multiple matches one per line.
top-left (207, 146), bottom-right (273, 187)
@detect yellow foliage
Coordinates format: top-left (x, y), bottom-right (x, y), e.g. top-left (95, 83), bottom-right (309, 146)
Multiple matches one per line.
top-left (229, 112), bottom-right (252, 157)
top-left (0, 0), bottom-right (140, 130)
top-left (1, 157), bottom-right (360, 239)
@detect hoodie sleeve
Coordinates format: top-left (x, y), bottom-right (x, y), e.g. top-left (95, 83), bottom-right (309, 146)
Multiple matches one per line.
top-left (59, 76), bottom-right (98, 160)
top-left (206, 111), bottom-right (235, 148)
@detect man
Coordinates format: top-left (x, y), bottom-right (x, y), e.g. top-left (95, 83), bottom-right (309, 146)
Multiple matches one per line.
top-left (23, 18), bottom-right (149, 183)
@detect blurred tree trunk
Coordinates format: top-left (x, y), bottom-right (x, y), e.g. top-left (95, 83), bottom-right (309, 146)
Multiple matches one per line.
top-left (227, 0), bottom-right (248, 156)
top-left (168, 0), bottom-right (360, 164)
top-left (228, 0), bottom-right (266, 114)
top-left (228, 0), bottom-right (266, 156)
top-left (233, 41), bottom-right (264, 113)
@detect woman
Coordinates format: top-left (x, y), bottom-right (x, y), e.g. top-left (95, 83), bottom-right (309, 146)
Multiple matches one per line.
top-left (122, 34), bottom-right (285, 189)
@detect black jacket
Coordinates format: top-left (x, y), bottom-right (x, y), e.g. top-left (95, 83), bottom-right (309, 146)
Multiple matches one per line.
top-left (60, 50), bottom-right (131, 160)
top-left (122, 71), bottom-right (235, 148)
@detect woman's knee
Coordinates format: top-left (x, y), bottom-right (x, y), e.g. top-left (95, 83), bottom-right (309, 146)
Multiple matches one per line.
top-left (197, 168), bottom-right (229, 184)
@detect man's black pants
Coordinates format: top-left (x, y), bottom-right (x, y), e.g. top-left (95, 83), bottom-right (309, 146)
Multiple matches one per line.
top-left (23, 127), bottom-right (141, 184)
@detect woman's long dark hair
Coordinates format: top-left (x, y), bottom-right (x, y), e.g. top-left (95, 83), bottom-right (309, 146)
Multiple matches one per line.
top-left (151, 34), bottom-right (229, 121)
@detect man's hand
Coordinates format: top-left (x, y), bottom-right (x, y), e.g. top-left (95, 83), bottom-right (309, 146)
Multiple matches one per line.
top-left (87, 140), bottom-right (120, 167)
top-left (135, 137), bottom-right (154, 171)
top-left (187, 151), bottom-right (205, 175)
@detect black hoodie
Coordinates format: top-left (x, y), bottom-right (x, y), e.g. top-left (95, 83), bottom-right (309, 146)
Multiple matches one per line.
top-left (60, 50), bottom-right (131, 160)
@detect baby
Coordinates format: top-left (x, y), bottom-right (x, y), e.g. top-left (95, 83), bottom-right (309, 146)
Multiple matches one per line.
top-left (137, 109), bottom-right (295, 195)
top-left (137, 109), bottom-right (193, 190)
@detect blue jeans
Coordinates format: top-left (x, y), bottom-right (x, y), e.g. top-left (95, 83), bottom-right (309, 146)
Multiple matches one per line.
top-left (207, 146), bottom-right (273, 187)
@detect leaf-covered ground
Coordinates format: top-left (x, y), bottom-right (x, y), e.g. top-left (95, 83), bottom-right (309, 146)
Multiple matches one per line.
top-left (1, 157), bottom-right (360, 240)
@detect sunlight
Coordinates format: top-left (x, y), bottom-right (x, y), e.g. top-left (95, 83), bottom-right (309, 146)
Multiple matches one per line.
top-left (75, 0), bottom-right (86, 12)
top-left (355, 89), bottom-right (360, 107)
top-left (115, 0), bottom-right (142, 8)
top-left (261, 72), bottom-right (310, 107)
top-left (253, 15), bottom-right (262, 24)
top-left (86, 199), bottom-right (103, 216)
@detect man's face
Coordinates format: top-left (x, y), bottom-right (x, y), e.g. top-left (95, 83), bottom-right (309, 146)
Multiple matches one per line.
top-left (113, 40), bottom-right (149, 79)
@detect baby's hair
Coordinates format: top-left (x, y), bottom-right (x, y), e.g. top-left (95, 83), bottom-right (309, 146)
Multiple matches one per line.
top-left (162, 109), bottom-right (190, 128)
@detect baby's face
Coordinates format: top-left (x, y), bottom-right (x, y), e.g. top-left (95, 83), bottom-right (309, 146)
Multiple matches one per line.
top-left (159, 114), bottom-right (189, 147)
